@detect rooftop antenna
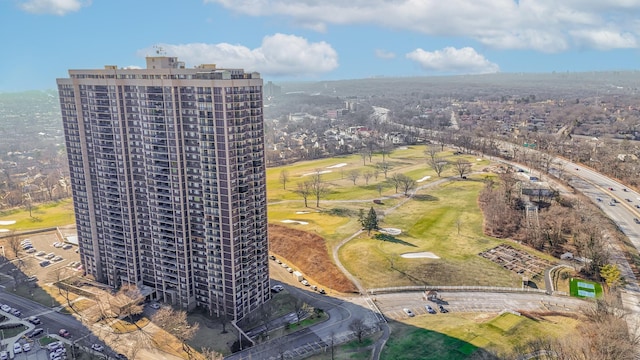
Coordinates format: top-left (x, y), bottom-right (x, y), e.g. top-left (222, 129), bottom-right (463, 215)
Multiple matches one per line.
top-left (153, 45), bottom-right (166, 56)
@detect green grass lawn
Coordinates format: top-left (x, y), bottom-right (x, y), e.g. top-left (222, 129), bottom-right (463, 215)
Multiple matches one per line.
top-left (339, 178), bottom-right (522, 288)
top-left (381, 312), bottom-right (579, 359)
top-left (0, 199), bottom-right (75, 231)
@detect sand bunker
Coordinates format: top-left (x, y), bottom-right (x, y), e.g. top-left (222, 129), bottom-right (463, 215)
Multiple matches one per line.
top-left (401, 252), bottom-right (440, 259)
top-left (379, 228), bottom-right (401, 235)
top-left (0, 220), bottom-right (16, 226)
top-left (0, 229), bottom-right (9, 233)
top-left (327, 163), bottom-right (347, 169)
top-left (476, 158), bottom-right (483, 161)
top-left (303, 170), bottom-right (332, 176)
top-left (295, 211), bottom-right (311, 214)
top-left (417, 175), bottom-right (431, 183)
top-left (281, 220), bottom-right (309, 225)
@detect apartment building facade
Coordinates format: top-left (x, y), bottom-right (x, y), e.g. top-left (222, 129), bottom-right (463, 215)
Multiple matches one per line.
top-left (56, 56), bottom-right (270, 320)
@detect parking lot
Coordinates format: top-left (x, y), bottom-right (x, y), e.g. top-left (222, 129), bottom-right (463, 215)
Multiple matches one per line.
top-left (12, 229), bottom-right (81, 283)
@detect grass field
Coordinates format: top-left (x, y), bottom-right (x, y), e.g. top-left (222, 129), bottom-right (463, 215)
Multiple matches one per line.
top-left (338, 178), bottom-right (522, 288)
top-left (0, 199), bottom-right (75, 231)
top-left (380, 312), bottom-right (580, 359)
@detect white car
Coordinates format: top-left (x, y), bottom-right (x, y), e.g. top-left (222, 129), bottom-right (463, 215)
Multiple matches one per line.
top-left (22, 343), bottom-right (31, 352)
top-left (403, 308), bottom-right (415, 317)
top-left (149, 303), bottom-right (161, 309)
top-left (0, 304), bottom-right (11, 312)
top-left (91, 344), bottom-right (105, 352)
top-left (13, 343), bottom-right (22, 354)
top-left (0, 351), bottom-right (7, 360)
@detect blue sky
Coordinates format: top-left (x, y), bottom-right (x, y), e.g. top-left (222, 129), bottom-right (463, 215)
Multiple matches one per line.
top-left (2, 0), bottom-right (640, 92)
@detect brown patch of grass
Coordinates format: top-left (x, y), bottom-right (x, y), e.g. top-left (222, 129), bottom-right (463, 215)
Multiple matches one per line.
top-left (269, 223), bottom-right (357, 293)
top-left (111, 317), bottom-right (151, 334)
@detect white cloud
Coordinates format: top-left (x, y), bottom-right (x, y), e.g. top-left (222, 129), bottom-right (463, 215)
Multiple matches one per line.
top-left (406, 47), bottom-right (499, 74)
top-left (18, 0), bottom-right (89, 15)
top-left (570, 29), bottom-right (637, 50)
top-left (375, 49), bottom-right (396, 59)
top-left (138, 34), bottom-right (338, 77)
top-left (205, 0), bottom-right (640, 52)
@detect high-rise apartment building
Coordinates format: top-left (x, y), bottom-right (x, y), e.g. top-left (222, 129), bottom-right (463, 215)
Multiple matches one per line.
top-left (57, 56), bottom-right (270, 320)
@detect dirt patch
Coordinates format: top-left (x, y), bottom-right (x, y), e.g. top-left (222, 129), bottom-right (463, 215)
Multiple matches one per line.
top-left (269, 224), bottom-right (357, 293)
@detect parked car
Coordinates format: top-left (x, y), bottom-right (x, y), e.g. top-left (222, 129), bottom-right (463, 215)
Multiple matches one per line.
top-left (62, 244), bottom-right (73, 250)
top-left (52, 256), bottom-right (63, 262)
top-left (22, 343), bottom-right (31, 352)
top-left (46, 341), bottom-right (62, 351)
top-left (13, 343), bottom-right (22, 354)
top-left (10, 308), bottom-right (21, 317)
top-left (149, 303), bottom-right (161, 309)
top-left (439, 305), bottom-right (449, 313)
top-left (301, 280), bottom-right (310, 286)
top-left (39, 260), bottom-right (50, 267)
top-left (35, 251), bottom-right (46, 256)
top-left (58, 328), bottom-right (70, 338)
top-left (45, 253), bottom-right (55, 260)
top-left (0, 351), bottom-right (7, 360)
top-left (319, 289), bottom-right (326, 294)
top-left (0, 304), bottom-right (11, 312)
top-left (425, 305), bottom-right (436, 314)
top-left (271, 285), bottom-right (284, 293)
top-left (91, 344), bottom-right (104, 352)
top-left (28, 328), bottom-right (44, 338)
top-left (403, 308), bottom-right (415, 317)
top-left (27, 316), bottom-right (41, 325)
top-left (115, 354), bottom-right (129, 360)
top-left (634, 218), bottom-right (640, 224)
top-left (25, 248), bottom-right (37, 253)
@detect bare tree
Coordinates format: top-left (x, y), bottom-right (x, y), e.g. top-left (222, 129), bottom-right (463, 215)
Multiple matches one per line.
top-left (279, 170), bottom-right (290, 190)
top-left (424, 145), bottom-right (437, 161)
top-left (348, 169), bottom-right (361, 185)
top-left (376, 162), bottom-right (391, 179)
top-left (388, 173), bottom-right (401, 193)
top-left (44, 172), bottom-right (60, 200)
top-left (152, 307), bottom-right (200, 358)
top-left (294, 181), bottom-right (313, 207)
top-left (110, 283), bottom-right (145, 322)
top-left (311, 170), bottom-right (329, 207)
top-left (349, 318), bottom-right (367, 343)
top-left (363, 171), bottom-right (373, 185)
top-left (429, 157), bottom-right (448, 177)
top-left (257, 302), bottom-right (275, 340)
top-left (454, 159), bottom-right (472, 178)
top-left (5, 233), bottom-right (22, 259)
top-left (396, 174), bottom-right (417, 196)
top-left (360, 149), bottom-right (368, 165)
